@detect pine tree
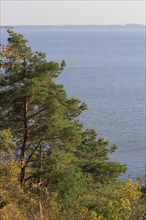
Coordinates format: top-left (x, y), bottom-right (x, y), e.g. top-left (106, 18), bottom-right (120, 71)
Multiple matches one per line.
top-left (0, 30), bottom-right (86, 187)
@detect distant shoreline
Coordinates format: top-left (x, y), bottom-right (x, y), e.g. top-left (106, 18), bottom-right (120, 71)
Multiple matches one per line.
top-left (0, 24), bottom-right (145, 29)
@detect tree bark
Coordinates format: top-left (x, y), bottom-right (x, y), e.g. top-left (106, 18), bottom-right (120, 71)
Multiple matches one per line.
top-left (20, 100), bottom-right (28, 187)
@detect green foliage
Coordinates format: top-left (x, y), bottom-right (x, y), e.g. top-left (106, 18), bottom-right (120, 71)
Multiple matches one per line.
top-left (41, 149), bottom-right (87, 209)
top-left (76, 129), bottom-right (126, 183)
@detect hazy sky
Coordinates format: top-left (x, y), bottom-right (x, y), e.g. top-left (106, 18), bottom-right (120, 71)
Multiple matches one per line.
top-left (1, 1), bottom-right (145, 25)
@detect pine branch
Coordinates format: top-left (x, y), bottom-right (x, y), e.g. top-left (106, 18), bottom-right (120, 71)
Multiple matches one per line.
top-left (24, 137), bottom-right (44, 167)
top-left (27, 107), bottom-right (48, 120)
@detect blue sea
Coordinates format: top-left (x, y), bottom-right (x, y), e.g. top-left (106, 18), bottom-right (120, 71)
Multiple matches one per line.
top-left (1, 26), bottom-right (145, 179)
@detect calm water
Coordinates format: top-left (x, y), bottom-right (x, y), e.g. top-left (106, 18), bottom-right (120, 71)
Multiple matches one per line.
top-left (1, 27), bottom-right (145, 179)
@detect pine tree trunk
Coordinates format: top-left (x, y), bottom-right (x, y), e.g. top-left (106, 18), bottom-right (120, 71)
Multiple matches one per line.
top-left (20, 100), bottom-right (28, 187)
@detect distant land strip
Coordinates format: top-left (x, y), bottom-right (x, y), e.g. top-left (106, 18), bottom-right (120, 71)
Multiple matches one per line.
top-left (0, 24), bottom-right (145, 29)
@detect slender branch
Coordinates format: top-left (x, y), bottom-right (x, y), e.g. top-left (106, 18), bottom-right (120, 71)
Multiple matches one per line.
top-left (24, 175), bottom-right (34, 182)
top-left (24, 137), bottom-right (43, 167)
top-left (27, 107), bottom-right (48, 120)
top-left (28, 114), bottom-right (45, 130)
top-left (27, 105), bottom-right (62, 121)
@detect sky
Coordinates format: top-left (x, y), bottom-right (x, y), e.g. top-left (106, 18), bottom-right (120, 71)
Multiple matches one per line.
top-left (0, 0), bottom-right (145, 25)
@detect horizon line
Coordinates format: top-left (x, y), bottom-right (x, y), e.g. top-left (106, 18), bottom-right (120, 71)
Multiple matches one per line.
top-left (1, 23), bottom-right (145, 27)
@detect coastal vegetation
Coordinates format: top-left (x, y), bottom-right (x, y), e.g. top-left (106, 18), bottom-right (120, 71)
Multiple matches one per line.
top-left (0, 30), bottom-right (145, 220)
